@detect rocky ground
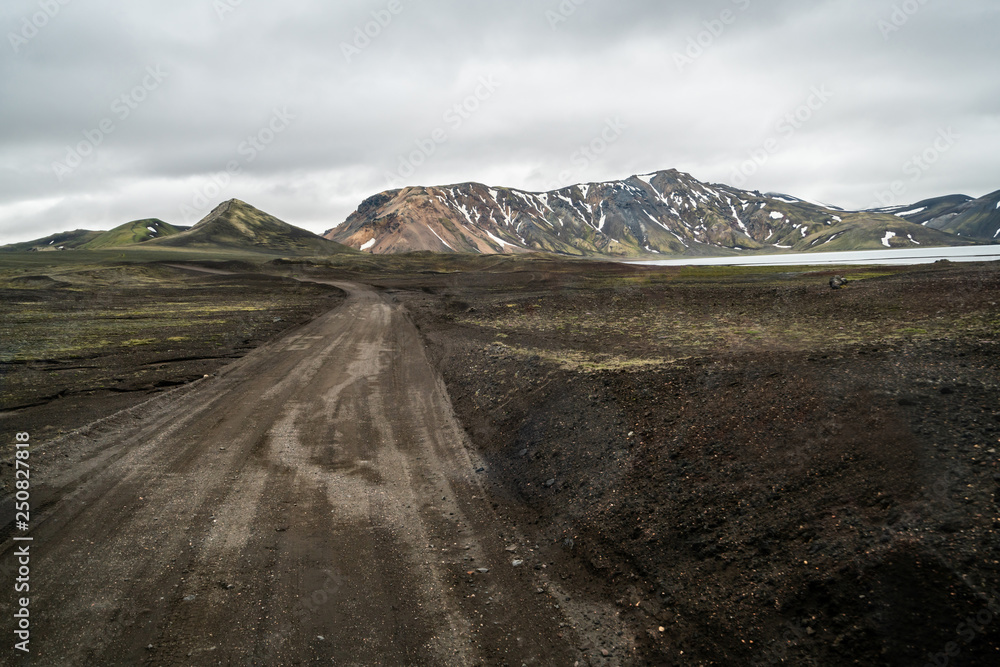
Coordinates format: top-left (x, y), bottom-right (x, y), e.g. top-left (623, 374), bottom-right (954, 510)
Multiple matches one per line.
top-left (392, 259), bottom-right (1000, 666)
top-left (2, 254), bottom-right (999, 665)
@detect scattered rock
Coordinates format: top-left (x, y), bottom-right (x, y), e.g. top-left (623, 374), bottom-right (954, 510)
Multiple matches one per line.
top-left (512, 560), bottom-right (524, 567)
top-left (830, 275), bottom-right (848, 289)
top-left (477, 568), bottom-right (490, 574)
top-left (544, 479), bottom-right (556, 488)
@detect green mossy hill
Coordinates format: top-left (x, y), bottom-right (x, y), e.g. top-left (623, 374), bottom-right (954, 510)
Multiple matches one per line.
top-left (797, 214), bottom-right (980, 252)
top-left (82, 219), bottom-right (183, 249)
top-left (148, 199), bottom-right (356, 256)
top-left (925, 190), bottom-right (1000, 240)
top-left (0, 229), bottom-right (102, 252)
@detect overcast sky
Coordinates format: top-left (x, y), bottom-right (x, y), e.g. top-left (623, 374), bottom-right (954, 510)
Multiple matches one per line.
top-left (1, 0), bottom-right (998, 243)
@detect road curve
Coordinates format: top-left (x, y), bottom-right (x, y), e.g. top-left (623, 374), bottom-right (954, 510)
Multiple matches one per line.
top-left (2, 282), bottom-right (583, 666)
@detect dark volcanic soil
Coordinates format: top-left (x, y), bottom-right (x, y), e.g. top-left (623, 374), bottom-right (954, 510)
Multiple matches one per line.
top-left (394, 259), bottom-right (1000, 666)
top-left (1, 265), bottom-right (344, 456)
top-left (2, 255), bottom-right (999, 666)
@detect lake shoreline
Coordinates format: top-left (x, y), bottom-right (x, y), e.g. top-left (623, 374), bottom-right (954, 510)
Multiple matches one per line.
top-left (624, 244), bottom-right (1000, 267)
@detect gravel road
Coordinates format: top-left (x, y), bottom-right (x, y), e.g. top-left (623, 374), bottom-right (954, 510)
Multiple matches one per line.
top-left (2, 282), bottom-right (601, 665)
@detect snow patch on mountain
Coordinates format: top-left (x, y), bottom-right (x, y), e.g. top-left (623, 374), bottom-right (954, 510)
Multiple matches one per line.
top-left (426, 225), bottom-right (454, 250)
top-left (486, 230), bottom-right (513, 248)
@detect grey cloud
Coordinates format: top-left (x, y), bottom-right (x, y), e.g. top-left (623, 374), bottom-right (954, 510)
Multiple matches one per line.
top-left (0, 0), bottom-right (997, 243)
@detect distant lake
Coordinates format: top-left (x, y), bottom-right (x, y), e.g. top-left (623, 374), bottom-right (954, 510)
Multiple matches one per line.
top-left (628, 245), bottom-right (1000, 267)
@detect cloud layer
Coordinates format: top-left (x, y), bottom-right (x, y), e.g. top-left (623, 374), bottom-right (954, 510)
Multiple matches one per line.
top-left (2, 0), bottom-right (998, 242)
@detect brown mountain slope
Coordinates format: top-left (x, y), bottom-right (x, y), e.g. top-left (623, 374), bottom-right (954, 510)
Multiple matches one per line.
top-left (327, 170), bottom-right (986, 256)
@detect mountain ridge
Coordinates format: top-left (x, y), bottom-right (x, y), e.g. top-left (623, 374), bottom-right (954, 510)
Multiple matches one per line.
top-left (0, 229), bottom-right (102, 252)
top-left (2, 199), bottom-right (355, 257)
top-left (4, 176), bottom-right (996, 258)
top-left (0, 199), bottom-right (357, 256)
top-left (886, 189), bottom-right (1000, 240)
top-left (326, 169), bottom-right (995, 256)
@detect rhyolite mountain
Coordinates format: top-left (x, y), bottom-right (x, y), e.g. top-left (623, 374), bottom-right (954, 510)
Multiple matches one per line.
top-left (326, 169), bottom-right (990, 256)
top-left (4, 174), bottom-right (994, 258)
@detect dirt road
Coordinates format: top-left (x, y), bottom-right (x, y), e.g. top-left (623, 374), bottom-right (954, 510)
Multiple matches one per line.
top-left (2, 282), bottom-right (600, 665)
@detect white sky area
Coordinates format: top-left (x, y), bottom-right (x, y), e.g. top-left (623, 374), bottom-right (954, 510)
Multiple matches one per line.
top-left (1, 0), bottom-right (998, 243)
